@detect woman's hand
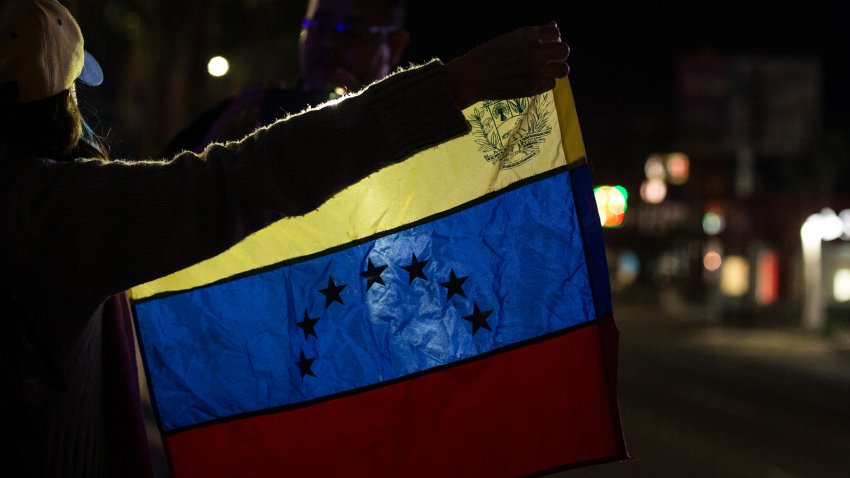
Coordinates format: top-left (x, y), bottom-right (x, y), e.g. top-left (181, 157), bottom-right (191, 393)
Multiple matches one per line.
top-left (444, 22), bottom-right (570, 109)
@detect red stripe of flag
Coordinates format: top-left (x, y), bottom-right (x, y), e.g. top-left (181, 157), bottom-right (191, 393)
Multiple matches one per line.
top-left (165, 320), bottom-right (624, 477)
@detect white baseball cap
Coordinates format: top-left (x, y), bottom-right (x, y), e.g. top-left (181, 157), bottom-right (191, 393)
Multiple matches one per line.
top-left (0, 0), bottom-right (103, 103)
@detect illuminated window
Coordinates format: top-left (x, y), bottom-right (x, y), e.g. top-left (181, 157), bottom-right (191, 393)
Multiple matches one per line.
top-left (833, 269), bottom-right (850, 302)
top-left (720, 256), bottom-right (749, 297)
top-left (666, 153), bottom-right (690, 185)
top-left (756, 250), bottom-right (779, 305)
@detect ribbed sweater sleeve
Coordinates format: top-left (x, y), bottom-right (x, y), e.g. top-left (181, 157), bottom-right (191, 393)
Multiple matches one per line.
top-left (5, 60), bottom-right (469, 312)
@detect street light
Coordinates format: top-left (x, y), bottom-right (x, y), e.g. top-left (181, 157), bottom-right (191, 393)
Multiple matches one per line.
top-left (207, 56), bottom-right (230, 77)
top-left (800, 208), bottom-right (850, 333)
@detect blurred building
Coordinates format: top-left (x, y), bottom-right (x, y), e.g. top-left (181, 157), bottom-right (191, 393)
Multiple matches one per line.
top-left (71, 0), bottom-right (305, 159)
top-left (605, 50), bottom-right (850, 332)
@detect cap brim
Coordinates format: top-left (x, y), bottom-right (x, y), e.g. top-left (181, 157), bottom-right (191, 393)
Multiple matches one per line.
top-left (78, 51), bottom-right (103, 87)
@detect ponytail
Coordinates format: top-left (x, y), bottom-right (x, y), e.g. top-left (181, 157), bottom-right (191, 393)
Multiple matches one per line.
top-left (0, 88), bottom-right (109, 162)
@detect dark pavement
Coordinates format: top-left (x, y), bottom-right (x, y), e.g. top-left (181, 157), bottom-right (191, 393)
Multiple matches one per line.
top-left (558, 297), bottom-right (850, 478)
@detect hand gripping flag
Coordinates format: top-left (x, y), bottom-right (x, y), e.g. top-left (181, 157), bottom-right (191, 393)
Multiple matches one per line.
top-left (130, 78), bottom-right (629, 477)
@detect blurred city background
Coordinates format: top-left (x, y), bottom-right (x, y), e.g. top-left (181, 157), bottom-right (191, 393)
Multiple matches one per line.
top-left (63, 1), bottom-right (849, 476)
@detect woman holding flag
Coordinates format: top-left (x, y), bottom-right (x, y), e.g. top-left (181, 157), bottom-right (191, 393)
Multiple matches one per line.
top-left (0, 0), bottom-right (569, 476)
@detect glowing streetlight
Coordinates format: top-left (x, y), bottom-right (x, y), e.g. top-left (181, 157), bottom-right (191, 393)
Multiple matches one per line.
top-left (207, 56), bottom-right (230, 77)
top-left (799, 208), bottom-right (846, 333)
top-left (720, 255), bottom-right (749, 297)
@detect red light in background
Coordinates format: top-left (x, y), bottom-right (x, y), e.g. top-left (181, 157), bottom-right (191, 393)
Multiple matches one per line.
top-left (756, 250), bottom-right (779, 305)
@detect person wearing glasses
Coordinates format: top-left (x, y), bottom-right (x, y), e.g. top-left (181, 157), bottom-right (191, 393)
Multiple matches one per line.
top-left (162, 0), bottom-right (410, 156)
top-left (300, 0), bottom-right (409, 94)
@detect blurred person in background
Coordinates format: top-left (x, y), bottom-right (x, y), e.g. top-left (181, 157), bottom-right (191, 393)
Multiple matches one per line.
top-left (0, 0), bottom-right (569, 476)
top-left (162, 0), bottom-right (410, 156)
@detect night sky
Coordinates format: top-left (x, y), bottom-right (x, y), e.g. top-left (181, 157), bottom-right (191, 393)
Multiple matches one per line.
top-left (406, 2), bottom-right (843, 116)
top-left (402, 2), bottom-right (848, 185)
top-left (74, 1), bottom-right (848, 190)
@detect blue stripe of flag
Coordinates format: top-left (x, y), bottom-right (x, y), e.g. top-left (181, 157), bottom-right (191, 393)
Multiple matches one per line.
top-left (569, 164), bottom-right (613, 317)
top-left (135, 170), bottom-right (597, 432)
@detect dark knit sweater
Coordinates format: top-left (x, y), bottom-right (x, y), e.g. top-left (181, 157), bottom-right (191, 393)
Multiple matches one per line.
top-left (0, 61), bottom-right (468, 478)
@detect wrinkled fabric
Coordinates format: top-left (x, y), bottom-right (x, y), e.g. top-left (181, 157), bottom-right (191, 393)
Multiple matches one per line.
top-left (136, 172), bottom-right (594, 431)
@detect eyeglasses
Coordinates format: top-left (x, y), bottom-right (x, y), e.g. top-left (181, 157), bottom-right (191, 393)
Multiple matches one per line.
top-left (301, 17), bottom-right (398, 40)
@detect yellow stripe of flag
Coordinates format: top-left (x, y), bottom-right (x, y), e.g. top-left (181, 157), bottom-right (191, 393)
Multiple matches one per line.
top-left (130, 78), bottom-right (585, 300)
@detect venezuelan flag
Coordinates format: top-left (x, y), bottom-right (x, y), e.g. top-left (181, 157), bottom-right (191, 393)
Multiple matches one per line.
top-left (130, 78), bottom-right (629, 477)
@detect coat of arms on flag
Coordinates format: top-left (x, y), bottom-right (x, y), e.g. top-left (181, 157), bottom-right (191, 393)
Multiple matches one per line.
top-left (130, 78), bottom-right (629, 477)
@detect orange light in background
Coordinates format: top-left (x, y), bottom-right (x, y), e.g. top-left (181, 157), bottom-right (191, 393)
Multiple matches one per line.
top-left (593, 185), bottom-right (628, 228)
top-left (755, 250), bottom-right (779, 305)
top-left (603, 215), bottom-right (624, 228)
top-left (666, 152), bottom-right (690, 185)
top-left (703, 239), bottom-right (723, 283)
top-left (703, 251), bottom-right (722, 271)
